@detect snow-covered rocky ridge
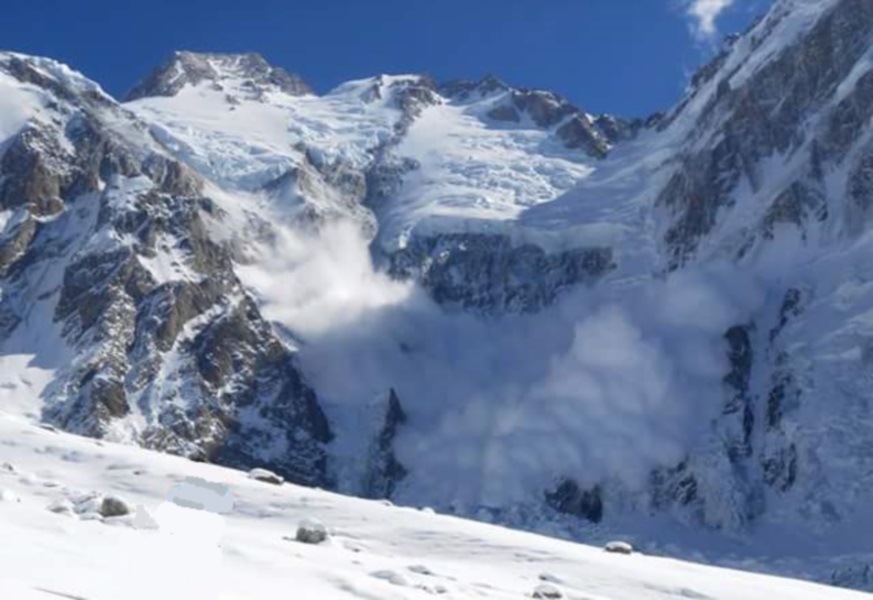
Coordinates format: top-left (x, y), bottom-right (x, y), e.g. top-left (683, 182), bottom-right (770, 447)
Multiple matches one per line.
top-left (0, 413), bottom-right (868, 600)
top-left (2, 0), bottom-right (873, 592)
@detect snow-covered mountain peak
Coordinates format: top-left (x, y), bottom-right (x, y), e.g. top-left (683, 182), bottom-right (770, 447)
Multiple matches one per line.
top-left (443, 74), bottom-right (640, 155)
top-left (5, 0), bottom-right (873, 592)
top-left (439, 74), bottom-right (511, 100)
top-left (0, 52), bottom-right (114, 107)
top-left (328, 73), bottom-right (435, 98)
top-left (125, 50), bottom-right (313, 102)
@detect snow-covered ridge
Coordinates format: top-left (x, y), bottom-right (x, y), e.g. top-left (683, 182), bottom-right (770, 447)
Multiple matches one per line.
top-left (124, 54), bottom-right (629, 255)
top-left (0, 51), bottom-right (113, 103)
top-left (125, 50), bottom-right (313, 101)
top-left (3, 0), bottom-right (873, 593)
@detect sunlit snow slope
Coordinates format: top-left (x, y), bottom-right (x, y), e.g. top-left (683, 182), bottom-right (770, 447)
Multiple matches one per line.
top-left (0, 413), bottom-right (867, 600)
top-left (3, 0), bottom-right (873, 594)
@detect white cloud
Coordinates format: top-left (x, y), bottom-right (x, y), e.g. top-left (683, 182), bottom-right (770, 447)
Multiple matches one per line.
top-left (686, 0), bottom-right (735, 40)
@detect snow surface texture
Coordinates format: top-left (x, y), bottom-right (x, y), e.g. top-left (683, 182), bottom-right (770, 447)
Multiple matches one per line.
top-left (0, 414), bottom-right (867, 600)
top-left (2, 0), bottom-right (873, 593)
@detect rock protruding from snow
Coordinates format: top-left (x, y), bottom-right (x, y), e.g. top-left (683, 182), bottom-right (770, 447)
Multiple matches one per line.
top-left (295, 518), bottom-right (329, 544)
top-left (532, 583), bottom-right (564, 598)
top-left (604, 541), bottom-right (634, 555)
top-left (100, 495), bottom-right (133, 518)
top-left (69, 492), bottom-right (132, 518)
top-left (248, 468), bottom-right (285, 485)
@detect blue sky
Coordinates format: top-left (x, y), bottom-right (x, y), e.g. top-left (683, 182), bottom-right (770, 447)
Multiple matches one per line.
top-left (2, 0), bottom-right (769, 117)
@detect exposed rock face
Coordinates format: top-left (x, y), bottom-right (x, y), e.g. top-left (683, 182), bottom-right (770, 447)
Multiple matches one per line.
top-left (445, 75), bottom-right (638, 158)
top-left (440, 74), bottom-right (509, 100)
top-left (722, 324), bottom-right (755, 462)
top-left (0, 53), bottom-right (332, 487)
top-left (648, 285), bottom-right (812, 533)
top-left (125, 51), bottom-right (312, 101)
top-left (387, 234), bottom-right (615, 313)
top-left (832, 564), bottom-right (873, 592)
top-left (659, 0), bottom-right (873, 268)
top-left (362, 388), bottom-right (408, 499)
top-left (545, 479), bottom-right (603, 523)
top-left (3, 1), bottom-right (873, 590)
top-left (388, 76), bottom-right (441, 134)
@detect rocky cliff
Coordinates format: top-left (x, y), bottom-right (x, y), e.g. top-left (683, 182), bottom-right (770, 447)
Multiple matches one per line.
top-left (2, 0), bottom-right (873, 590)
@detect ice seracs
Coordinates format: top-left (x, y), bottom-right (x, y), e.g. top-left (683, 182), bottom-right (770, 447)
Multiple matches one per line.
top-left (1, 0), bottom-right (873, 592)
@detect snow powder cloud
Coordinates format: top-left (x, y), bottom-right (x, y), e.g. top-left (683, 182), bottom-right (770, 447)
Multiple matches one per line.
top-left (239, 216), bottom-right (764, 510)
top-left (685, 0), bottom-right (735, 40)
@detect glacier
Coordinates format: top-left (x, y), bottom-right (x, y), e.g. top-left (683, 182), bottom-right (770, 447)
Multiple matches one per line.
top-left (0, 0), bottom-right (873, 592)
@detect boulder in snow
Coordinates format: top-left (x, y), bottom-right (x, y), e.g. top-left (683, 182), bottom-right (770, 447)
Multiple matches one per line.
top-left (100, 495), bottom-right (133, 518)
top-left (532, 583), bottom-right (563, 598)
top-left (248, 468), bottom-right (284, 485)
top-left (604, 540), bottom-right (634, 555)
top-left (71, 492), bottom-right (132, 518)
top-left (295, 518), bottom-right (329, 544)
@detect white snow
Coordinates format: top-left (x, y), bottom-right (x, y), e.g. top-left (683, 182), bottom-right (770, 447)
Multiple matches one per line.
top-left (0, 355), bottom-right (55, 420)
top-left (383, 91), bottom-right (597, 251)
top-left (138, 233), bottom-right (201, 284)
top-left (127, 72), bottom-right (404, 191)
top-left (0, 414), bottom-right (866, 600)
top-left (0, 72), bottom-right (38, 142)
top-left (127, 67), bottom-right (617, 255)
top-left (0, 2), bottom-right (869, 593)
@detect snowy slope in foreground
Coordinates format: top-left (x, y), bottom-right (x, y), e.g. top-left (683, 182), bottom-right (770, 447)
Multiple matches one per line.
top-left (0, 414), bottom-right (867, 600)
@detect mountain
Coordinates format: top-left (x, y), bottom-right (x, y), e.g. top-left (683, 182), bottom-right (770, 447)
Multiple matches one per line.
top-left (125, 51), bottom-right (313, 101)
top-left (3, 414), bottom-right (868, 600)
top-left (1, 0), bottom-right (873, 592)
